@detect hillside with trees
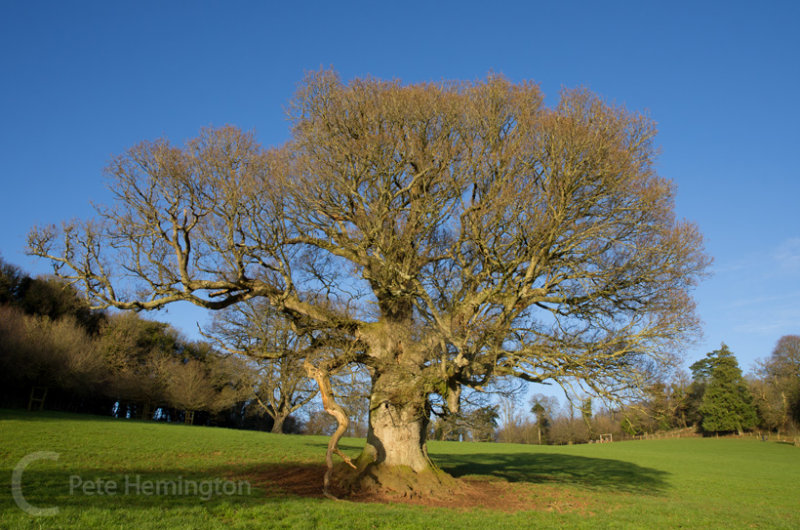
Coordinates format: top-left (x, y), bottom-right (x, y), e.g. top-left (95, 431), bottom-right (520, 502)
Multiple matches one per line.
top-left (0, 257), bottom-right (307, 432)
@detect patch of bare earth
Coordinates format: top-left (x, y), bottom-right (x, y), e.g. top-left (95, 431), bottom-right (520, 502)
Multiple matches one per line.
top-left (244, 465), bottom-right (596, 514)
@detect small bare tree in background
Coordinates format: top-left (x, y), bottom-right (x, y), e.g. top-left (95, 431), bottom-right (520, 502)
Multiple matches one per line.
top-left (204, 300), bottom-right (317, 433)
top-left (163, 353), bottom-right (246, 424)
top-left (752, 335), bottom-right (800, 436)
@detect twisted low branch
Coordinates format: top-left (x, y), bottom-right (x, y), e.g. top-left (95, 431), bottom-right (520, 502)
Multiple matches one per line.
top-left (303, 360), bottom-right (356, 499)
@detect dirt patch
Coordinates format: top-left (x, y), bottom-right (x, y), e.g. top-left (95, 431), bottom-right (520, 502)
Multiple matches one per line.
top-left (247, 464), bottom-right (329, 498)
top-left (244, 465), bottom-right (596, 514)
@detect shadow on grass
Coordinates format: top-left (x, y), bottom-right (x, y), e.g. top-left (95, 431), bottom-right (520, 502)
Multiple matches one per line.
top-left (0, 455), bottom-right (668, 522)
top-left (0, 465), bottom-right (282, 516)
top-left (301, 440), bottom-right (668, 494)
top-left (432, 452), bottom-right (669, 494)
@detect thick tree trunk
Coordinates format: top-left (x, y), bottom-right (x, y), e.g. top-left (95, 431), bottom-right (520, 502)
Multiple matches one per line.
top-left (271, 415), bottom-right (286, 434)
top-left (339, 368), bottom-right (456, 497)
top-left (323, 316), bottom-right (457, 497)
top-left (364, 389), bottom-right (430, 471)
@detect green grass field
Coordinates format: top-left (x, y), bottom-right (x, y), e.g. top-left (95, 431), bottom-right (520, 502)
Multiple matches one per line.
top-left (1, 409), bottom-right (798, 528)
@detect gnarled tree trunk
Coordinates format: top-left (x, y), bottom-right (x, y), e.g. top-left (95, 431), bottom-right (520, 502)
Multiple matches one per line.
top-left (338, 361), bottom-right (456, 497)
top-left (363, 371), bottom-right (430, 468)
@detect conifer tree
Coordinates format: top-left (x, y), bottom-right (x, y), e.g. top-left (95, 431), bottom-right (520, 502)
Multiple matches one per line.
top-left (697, 344), bottom-right (757, 435)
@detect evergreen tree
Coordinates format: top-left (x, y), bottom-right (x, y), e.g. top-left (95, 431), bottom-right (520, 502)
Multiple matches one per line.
top-left (697, 344), bottom-right (758, 434)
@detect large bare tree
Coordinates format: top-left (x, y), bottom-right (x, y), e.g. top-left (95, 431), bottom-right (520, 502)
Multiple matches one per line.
top-left (28, 70), bottom-right (709, 495)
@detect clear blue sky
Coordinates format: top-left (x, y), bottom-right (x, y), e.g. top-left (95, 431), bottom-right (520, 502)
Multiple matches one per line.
top-left (1, 1), bottom-right (798, 377)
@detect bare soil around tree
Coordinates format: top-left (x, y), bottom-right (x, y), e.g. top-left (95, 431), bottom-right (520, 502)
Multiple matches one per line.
top-left (246, 463), bottom-right (596, 514)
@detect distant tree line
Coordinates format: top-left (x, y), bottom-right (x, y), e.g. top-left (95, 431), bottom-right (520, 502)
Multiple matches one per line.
top-left (3, 257), bottom-right (796, 443)
top-left (491, 341), bottom-right (800, 445)
top-left (619, 341), bottom-right (798, 440)
top-left (0, 257), bottom-right (318, 432)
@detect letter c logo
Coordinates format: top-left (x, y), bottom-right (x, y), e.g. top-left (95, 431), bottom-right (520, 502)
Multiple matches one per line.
top-left (12, 451), bottom-right (60, 516)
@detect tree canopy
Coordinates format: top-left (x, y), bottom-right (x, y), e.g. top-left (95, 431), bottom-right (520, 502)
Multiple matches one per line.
top-left (28, 70), bottom-right (709, 496)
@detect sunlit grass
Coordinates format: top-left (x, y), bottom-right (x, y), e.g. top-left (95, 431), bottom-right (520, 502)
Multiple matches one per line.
top-left (1, 409), bottom-right (798, 528)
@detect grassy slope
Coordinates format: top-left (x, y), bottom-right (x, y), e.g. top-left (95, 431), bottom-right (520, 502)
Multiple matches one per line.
top-left (1, 409), bottom-right (798, 529)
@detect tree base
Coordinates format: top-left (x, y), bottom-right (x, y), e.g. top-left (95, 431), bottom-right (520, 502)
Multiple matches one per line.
top-left (332, 460), bottom-right (460, 499)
